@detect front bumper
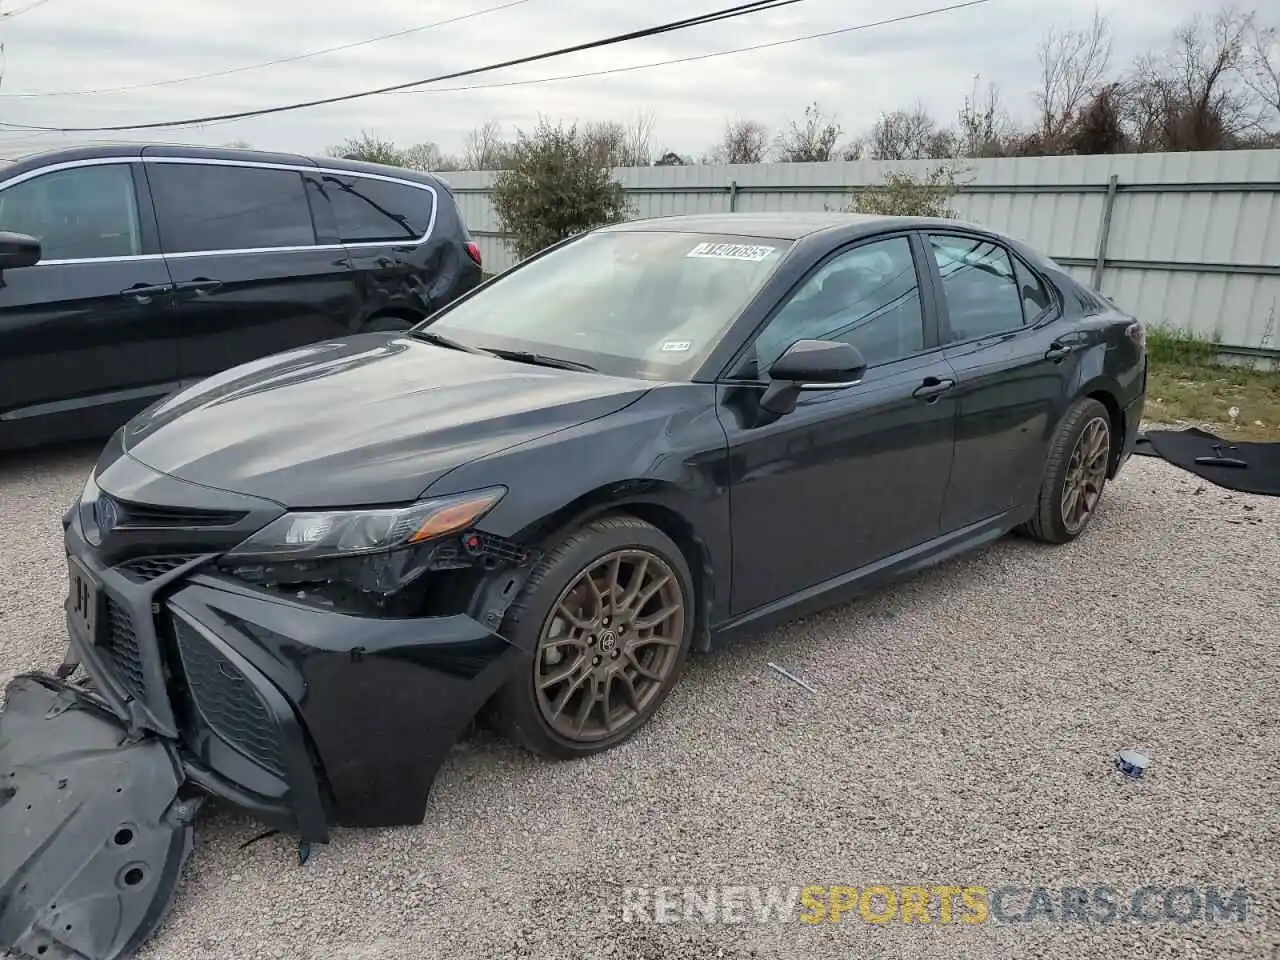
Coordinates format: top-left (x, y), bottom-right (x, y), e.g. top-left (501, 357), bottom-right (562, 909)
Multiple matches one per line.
top-left (58, 456), bottom-right (531, 844)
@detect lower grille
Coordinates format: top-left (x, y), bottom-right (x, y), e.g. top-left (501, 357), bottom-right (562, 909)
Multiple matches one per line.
top-left (172, 617), bottom-right (286, 775)
top-left (102, 597), bottom-right (146, 701)
top-left (119, 554), bottom-right (201, 582)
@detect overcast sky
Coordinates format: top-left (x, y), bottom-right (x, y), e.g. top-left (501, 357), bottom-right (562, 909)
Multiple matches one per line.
top-left (0, 0), bottom-right (1221, 161)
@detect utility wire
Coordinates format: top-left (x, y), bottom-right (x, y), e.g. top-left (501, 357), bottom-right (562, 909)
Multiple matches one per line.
top-left (0, 0), bottom-right (55, 19)
top-left (0, 0), bottom-right (534, 98)
top-left (0, 0), bottom-right (811, 133)
top-left (393, 0), bottom-right (995, 99)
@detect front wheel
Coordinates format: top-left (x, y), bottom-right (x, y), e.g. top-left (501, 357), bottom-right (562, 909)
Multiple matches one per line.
top-left (488, 515), bottom-right (695, 759)
top-left (1019, 396), bottom-right (1113, 544)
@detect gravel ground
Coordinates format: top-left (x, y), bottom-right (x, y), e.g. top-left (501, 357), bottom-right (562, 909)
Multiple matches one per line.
top-left (1, 442), bottom-right (1277, 960)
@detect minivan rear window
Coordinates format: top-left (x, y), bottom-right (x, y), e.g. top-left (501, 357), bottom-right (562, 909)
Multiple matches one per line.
top-left (148, 162), bottom-right (317, 254)
top-left (321, 175), bottom-right (434, 243)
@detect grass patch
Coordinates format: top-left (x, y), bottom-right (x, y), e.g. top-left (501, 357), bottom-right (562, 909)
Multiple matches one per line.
top-left (1144, 326), bottom-right (1280, 441)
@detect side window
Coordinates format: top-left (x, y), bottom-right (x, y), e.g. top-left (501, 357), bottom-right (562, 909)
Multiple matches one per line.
top-left (148, 163), bottom-right (316, 253)
top-left (0, 163), bottom-right (142, 260)
top-left (322, 175), bottom-right (433, 243)
top-left (1013, 255), bottom-right (1053, 321)
top-left (928, 234), bottom-right (1025, 342)
top-left (753, 236), bottom-right (925, 371)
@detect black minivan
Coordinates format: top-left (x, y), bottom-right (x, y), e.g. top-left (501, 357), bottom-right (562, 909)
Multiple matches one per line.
top-left (0, 143), bottom-right (484, 451)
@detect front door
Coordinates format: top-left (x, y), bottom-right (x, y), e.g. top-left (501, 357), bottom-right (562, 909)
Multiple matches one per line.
top-left (144, 160), bottom-right (359, 383)
top-left (717, 233), bottom-right (958, 615)
top-left (0, 161), bottom-right (179, 446)
top-left (923, 231), bottom-right (1086, 531)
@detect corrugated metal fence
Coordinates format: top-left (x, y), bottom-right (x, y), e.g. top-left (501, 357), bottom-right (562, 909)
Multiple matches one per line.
top-left (443, 149), bottom-right (1280, 358)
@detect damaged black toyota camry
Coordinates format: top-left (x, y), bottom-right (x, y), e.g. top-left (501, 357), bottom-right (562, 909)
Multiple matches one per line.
top-left (1, 212), bottom-right (1146, 959)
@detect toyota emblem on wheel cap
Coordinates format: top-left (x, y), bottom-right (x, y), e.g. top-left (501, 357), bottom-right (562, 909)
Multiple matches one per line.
top-left (598, 630), bottom-right (617, 653)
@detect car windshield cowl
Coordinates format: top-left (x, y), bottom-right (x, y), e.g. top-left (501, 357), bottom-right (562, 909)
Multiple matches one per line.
top-left (420, 230), bottom-right (793, 382)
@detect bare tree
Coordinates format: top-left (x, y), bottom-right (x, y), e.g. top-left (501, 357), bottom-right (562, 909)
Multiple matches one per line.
top-left (774, 102), bottom-right (843, 162)
top-left (1066, 83), bottom-right (1129, 154)
top-left (1241, 17), bottom-right (1280, 122)
top-left (582, 110), bottom-right (656, 167)
top-left (622, 108), bottom-right (657, 166)
top-left (867, 102), bottom-right (944, 160)
top-left (1123, 8), bottom-right (1256, 151)
top-left (956, 77), bottom-right (1010, 157)
top-left (1036, 10), bottom-right (1114, 145)
top-left (708, 118), bottom-right (769, 164)
top-left (463, 120), bottom-right (515, 170)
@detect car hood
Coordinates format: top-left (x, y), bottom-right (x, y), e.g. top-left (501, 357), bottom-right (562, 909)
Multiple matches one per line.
top-left (123, 333), bottom-right (651, 507)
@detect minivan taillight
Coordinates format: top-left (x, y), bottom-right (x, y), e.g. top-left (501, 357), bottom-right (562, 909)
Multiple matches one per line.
top-left (464, 241), bottom-right (482, 267)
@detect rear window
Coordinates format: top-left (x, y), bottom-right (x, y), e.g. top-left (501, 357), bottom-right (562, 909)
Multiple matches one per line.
top-left (149, 163), bottom-right (317, 253)
top-left (321, 174), bottom-right (434, 243)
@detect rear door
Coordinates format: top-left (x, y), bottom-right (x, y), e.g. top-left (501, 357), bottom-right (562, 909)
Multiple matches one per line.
top-left (923, 230), bottom-right (1084, 531)
top-left (144, 159), bottom-right (360, 383)
top-left (0, 160), bottom-right (180, 446)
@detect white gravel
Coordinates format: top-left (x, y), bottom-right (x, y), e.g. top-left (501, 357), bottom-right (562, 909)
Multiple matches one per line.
top-left (1, 442), bottom-right (1277, 960)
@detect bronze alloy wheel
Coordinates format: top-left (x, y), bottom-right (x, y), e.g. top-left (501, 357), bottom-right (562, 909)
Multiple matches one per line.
top-left (1061, 415), bottom-right (1111, 534)
top-left (533, 548), bottom-right (687, 743)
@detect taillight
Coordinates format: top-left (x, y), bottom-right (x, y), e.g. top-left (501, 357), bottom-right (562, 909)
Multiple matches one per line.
top-left (464, 241), bottom-right (482, 267)
top-left (1125, 321), bottom-right (1146, 351)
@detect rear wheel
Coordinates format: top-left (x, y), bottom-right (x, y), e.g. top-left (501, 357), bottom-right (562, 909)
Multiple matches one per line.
top-left (1019, 396), bottom-right (1113, 544)
top-left (489, 515), bottom-right (695, 759)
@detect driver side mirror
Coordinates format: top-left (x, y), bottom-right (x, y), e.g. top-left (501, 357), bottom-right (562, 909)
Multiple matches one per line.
top-left (759, 339), bottom-right (867, 417)
top-left (0, 231), bottom-right (41, 270)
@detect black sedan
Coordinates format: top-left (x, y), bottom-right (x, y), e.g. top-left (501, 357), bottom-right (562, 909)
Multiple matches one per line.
top-left (1, 212), bottom-right (1146, 959)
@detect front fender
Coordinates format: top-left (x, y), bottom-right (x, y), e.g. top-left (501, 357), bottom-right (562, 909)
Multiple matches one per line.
top-left (426, 385), bottom-right (733, 626)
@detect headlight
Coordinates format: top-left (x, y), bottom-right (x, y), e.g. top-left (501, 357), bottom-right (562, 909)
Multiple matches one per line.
top-left (223, 487), bottom-right (506, 563)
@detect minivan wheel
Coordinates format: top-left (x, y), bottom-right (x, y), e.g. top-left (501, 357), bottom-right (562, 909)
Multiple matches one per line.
top-left (1019, 396), bottom-right (1113, 544)
top-left (488, 515), bottom-right (695, 759)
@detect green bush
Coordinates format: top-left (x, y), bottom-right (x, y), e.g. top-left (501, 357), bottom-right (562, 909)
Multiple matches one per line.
top-left (846, 165), bottom-right (961, 218)
top-left (490, 119), bottom-right (633, 262)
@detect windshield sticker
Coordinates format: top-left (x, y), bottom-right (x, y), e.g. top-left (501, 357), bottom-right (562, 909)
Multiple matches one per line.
top-left (686, 242), bottom-right (777, 262)
top-left (661, 340), bottom-right (692, 352)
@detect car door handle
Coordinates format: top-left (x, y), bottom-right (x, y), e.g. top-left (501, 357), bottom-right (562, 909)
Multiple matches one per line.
top-left (1045, 342), bottom-right (1075, 362)
top-left (120, 283), bottom-right (171, 304)
top-left (912, 377), bottom-right (956, 401)
top-left (175, 278), bottom-right (223, 296)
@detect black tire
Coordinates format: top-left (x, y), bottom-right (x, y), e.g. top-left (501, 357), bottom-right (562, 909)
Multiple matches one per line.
top-left (488, 514), bottom-right (696, 759)
top-left (1018, 396), bottom-right (1114, 544)
top-left (359, 313), bottom-right (417, 333)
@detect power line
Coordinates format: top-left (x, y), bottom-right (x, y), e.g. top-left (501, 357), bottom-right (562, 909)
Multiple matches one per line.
top-left (0, 0), bottom-right (535, 98)
top-left (394, 1), bottom-right (996, 100)
top-left (0, 0), bottom-right (56, 20)
top-left (0, 0), bottom-right (811, 133)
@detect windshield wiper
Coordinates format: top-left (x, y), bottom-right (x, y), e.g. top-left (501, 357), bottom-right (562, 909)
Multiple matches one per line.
top-left (487, 348), bottom-right (598, 373)
top-left (408, 329), bottom-right (496, 356)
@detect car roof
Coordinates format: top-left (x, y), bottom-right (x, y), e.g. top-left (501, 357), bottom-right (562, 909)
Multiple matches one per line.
top-left (0, 142), bottom-right (450, 189)
top-left (602, 211), bottom-right (987, 242)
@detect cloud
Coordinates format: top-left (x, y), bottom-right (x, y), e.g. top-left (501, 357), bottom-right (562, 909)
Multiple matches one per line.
top-left (0, 0), bottom-right (1223, 160)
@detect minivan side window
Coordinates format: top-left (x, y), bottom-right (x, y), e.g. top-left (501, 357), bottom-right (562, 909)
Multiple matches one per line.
top-left (148, 163), bottom-right (317, 254)
top-left (928, 233), bottom-right (1025, 342)
top-left (322, 175), bottom-right (434, 243)
top-left (0, 163), bottom-right (142, 260)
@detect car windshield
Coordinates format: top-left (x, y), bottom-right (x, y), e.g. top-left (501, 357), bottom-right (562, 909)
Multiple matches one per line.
top-left (420, 229), bottom-right (792, 380)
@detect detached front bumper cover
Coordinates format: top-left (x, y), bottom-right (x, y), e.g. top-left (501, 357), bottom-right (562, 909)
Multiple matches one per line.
top-left (0, 674), bottom-right (200, 960)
